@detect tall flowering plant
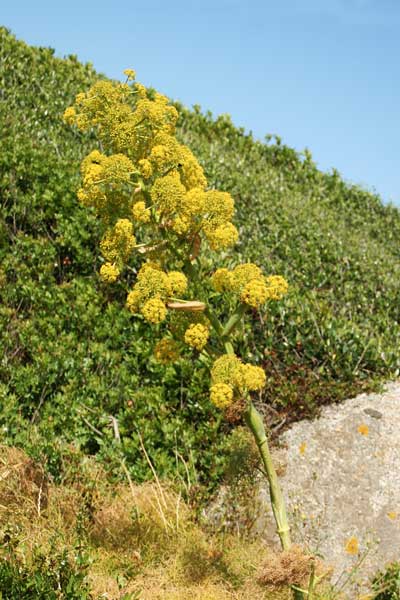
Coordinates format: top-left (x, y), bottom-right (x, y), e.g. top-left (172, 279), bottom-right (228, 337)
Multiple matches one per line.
top-left (64, 70), bottom-right (301, 591)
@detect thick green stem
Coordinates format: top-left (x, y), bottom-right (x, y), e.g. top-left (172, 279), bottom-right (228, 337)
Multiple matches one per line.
top-left (245, 403), bottom-right (305, 600)
top-left (221, 304), bottom-right (245, 338)
top-left (244, 401), bottom-right (292, 550)
top-left (224, 340), bottom-right (235, 355)
top-left (204, 307), bottom-right (224, 337)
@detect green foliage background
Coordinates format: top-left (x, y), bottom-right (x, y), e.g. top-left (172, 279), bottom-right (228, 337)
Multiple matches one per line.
top-left (1, 26), bottom-right (400, 488)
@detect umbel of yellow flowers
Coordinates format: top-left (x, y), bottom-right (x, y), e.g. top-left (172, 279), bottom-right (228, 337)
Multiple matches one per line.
top-left (64, 74), bottom-right (308, 599)
top-left (64, 70), bottom-right (288, 413)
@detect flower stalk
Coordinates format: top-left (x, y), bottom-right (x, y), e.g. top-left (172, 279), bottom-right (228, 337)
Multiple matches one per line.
top-left (244, 401), bottom-right (291, 550)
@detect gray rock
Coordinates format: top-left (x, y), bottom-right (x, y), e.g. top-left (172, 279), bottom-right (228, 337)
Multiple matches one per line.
top-left (253, 381), bottom-right (400, 595)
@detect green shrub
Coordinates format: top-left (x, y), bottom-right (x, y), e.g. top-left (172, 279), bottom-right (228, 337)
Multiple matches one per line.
top-left (0, 536), bottom-right (92, 599)
top-left (372, 562), bottom-right (400, 599)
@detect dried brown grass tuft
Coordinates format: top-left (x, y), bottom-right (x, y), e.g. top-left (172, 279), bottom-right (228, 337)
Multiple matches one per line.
top-left (90, 481), bottom-right (190, 557)
top-left (0, 445), bottom-right (48, 517)
top-left (121, 562), bottom-right (280, 600)
top-left (257, 544), bottom-right (323, 588)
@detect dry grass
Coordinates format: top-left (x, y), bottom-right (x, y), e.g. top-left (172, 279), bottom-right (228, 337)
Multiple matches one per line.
top-left (258, 545), bottom-right (319, 587)
top-left (0, 444), bottom-right (334, 599)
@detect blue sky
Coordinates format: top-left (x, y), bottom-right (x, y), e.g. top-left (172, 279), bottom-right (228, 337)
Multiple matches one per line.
top-left (2, 0), bottom-right (399, 204)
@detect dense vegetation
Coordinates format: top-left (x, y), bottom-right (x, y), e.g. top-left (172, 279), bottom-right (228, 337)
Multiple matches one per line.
top-left (1, 25), bottom-right (400, 492)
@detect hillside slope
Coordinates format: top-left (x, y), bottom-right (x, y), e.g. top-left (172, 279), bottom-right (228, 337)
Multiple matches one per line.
top-left (1, 26), bottom-right (400, 485)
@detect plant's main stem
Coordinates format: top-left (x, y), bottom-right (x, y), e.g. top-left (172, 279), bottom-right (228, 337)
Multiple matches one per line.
top-left (244, 402), bottom-right (291, 550)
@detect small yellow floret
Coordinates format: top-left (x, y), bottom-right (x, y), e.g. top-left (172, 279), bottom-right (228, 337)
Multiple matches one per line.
top-left (171, 215), bottom-right (190, 235)
top-left (154, 338), bottom-right (180, 364)
top-left (345, 537), bottom-right (359, 555)
top-left (212, 355), bottom-right (266, 393)
top-left (240, 364), bottom-right (266, 391)
top-left (133, 265), bottom-right (171, 305)
top-left (182, 188), bottom-right (206, 216)
top-left (123, 68), bottom-right (136, 80)
top-left (126, 289), bottom-right (141, 314)
top-left (151, 171), bottom-right (186, 217)
top-left (211, 354), bottom-right (242, 385)
top-left (99, 262), bottom-right (120, 283)
top-left (137, 262), bottom-right (162, 278)
top-left (63, 106), bottom-right (76, 125)
top-left (135, 82), bottom-right (147, 98)
top-left (211, 268), bottom-right (233, 293)
top-left (178, 145), bottom-right (207, 190)
top-left (207, 222), bottom-right (239, 250)
top-left (100, 219), bottom-right (136, 262)
top-left (75, 92), bottom-right (86, 104)
top-left (265, 275), bottom-right (289, 300)
top-left (203, 190), bottom-right (235, 226)
top-left (141, 297), bottom-right (167, 324)
top-left (138, 159), bottom-right (153, 179)
top-left (357, 424), bottom-right (369, 436)
top-left (210, 383), bottom-right (234, 409)
top-left (167, 271), bottom-right (188, 296)
top-left (132, 200), bottom-right (150, 223)
top-left (230, 263), bottom-right (263, 291)
top-left (240, 279), bottom-right (268, 308)
top-left (75, 113), bottom-right (90, 131)
top-left (184, 323), bottom-right (209, 351)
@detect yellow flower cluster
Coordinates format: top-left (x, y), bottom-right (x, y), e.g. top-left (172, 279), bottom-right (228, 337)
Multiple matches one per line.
top-left (78, 150), bottom-right (135, 218)
top-left (126, 263), bottom-right (188, 324)
top-left (99, 262), bottom-right (120, 283)
top-left (123, 68), bottom-right (136, 80)
top-left (154, 338), bottom-right (180, 364)
top-left (141, 297), bottom-right (167, 324)
top-left (63, 106), bottom-right (76, 125)
top-left (211, 264), bottom-right (288, 308)
top-left (210, 383), bottom-right (233, 409)
top-left (100, 219), bottom-right (136, 263)
top-left (132, 200), bottom-right (150, 223)
top-left (151, 180), bottom-right (238, 249)
top-left (151, 171), bottom-right (186, 217)
top-left (65, 78), bottom-right (178, 159)
top-left (209, 354), bottom-right (266, 409)
top-left (65, 80), bottom-right (131, 138)
top-left (264, 275), bottom-right (289, 300)
top-left (167, 271), bottom-right (188, 296)
top-left (184, 323), bottom-right (210, 351)
top-left (65, 71), bottom-right (238, 256)
top-left (138, 158), bottom-right (153, 179)
top-left (206, 222), bottom-right (239, 251)
top-left (210, 268), bottom-right (232, 293)
top-left (148, 132), bottom-right (206, 190)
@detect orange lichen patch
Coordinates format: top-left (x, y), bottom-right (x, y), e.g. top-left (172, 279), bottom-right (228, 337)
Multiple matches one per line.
top-left (387, 511), bottom-right (397, 521)
top-left (299, 442), bottom-right (307, 455)
top-left (357, 424), bottom-right (369, 436)
top-left (345, 536), bottom-right (359, 555)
